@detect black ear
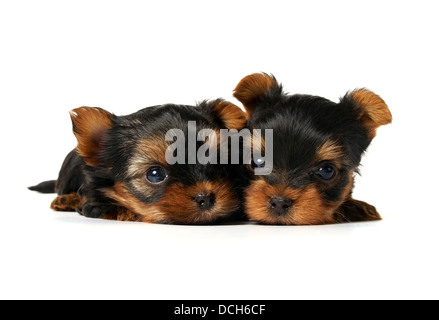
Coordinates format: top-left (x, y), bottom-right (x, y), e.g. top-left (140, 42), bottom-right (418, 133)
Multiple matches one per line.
top-left (342, 89), bottom-right (392, 139)
top-left (233, 73), bottom-right (282, 116)
top-left (202, 99), bottom-right (248, 130)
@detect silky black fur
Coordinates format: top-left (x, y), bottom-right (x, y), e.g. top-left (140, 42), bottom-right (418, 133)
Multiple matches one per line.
top-left (247, 85), bottom-right (371, 204)
top-left (30, 102), bottom-right (248, 221)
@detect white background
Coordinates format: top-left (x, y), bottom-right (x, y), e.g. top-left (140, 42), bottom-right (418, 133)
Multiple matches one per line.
top-left (1, 0), bottom-right (438, 300)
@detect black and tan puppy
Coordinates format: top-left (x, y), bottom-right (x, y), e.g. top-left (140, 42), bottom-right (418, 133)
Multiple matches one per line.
top-left (29, 100), bottom-right (247, 224)
top-left (233, 73), bottom-right (392, 225)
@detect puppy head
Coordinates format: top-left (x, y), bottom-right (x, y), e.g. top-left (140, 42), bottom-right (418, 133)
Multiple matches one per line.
top-left (234, 73), bottom-right (392, 225)
top-left (70, 100), bottom-right (246, 224)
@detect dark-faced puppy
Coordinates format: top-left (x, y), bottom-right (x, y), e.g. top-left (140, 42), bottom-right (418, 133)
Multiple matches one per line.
top-left (29, 100), bottom-right (247, 224)
top-left (233, 73), bottom-right (392, 225)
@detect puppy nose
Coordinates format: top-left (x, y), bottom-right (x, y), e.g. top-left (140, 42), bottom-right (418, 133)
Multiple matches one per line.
top-left (269, 197), bottom-right (293, 215)
top-left (194, 193), bottom-right (216, 211)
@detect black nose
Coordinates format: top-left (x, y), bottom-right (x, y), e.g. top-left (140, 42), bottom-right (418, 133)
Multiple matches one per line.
top-left (269, 197), bottom-right (293, 216)
top-left (194, 193), bottom-right (216, 211)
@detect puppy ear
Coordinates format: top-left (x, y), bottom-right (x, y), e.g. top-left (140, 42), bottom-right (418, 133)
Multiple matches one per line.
top-left (233, 73), bottom-right (282, 116)
top-left (334, 198), bottom-right (382, 223)
top-left (204, 99), bottom-right (248, 130)
top-left (70, 107), bottom-right (115, 166)
top-left (345, 89), bottom-right (392, 139)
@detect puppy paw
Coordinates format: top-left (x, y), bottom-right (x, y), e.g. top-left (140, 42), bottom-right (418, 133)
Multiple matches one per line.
top-left (80, 203), bottom-right (108, 218)
top-left (50, 193), bottom-right (80, 212)
top-left (334, 198), bottom-right (382, 223)
top-left (80, 203), bottom-right (141, 222)
top-left (103, 207), bottom-right (142, 222)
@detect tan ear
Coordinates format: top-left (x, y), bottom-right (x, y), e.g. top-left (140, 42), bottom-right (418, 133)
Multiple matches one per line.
top-left (210, 99), bottom-right (248, 130)
top-left (348, 89), bottom-right (392, 139)
top-left (233, 73), bottom-right (280, 115)
top-left (70, 107), bottom-right (114, 166)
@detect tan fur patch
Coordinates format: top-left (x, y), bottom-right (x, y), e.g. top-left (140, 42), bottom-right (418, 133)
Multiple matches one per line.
top-left (50, 192), bottom-right (80, 212)
top-left (245, 170), bottom-right (355, 225)
top-left (103, 207), bottom-right (143, 222)
top-left (233, 73), bottom-right (277, 115)
top-left (126, 136), bottom-right (169, 178)
top-left (104, 182), bottom-right (166, 223)
top-left (153, 180), bottom-right (240, 224)
top-left (124, 136), bottom-right (173, 201)
top-left (70, 107), bottom-right (114, 166)
top-left (350, 89), bottom-right (392, 138)
top-left (210, 99), bottom-right (248, 130)
top-left (315, 140), bottom-right (344, 163)
top-left (104, 180), bottom-right (239, 225)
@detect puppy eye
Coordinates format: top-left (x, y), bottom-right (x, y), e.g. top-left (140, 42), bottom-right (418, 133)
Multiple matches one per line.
top-left (145, 166), bottom-right (168, 184)
top-left (316, 165), bottom-right (337, 180)
top-left (251, 158), bottom-right (265, 169)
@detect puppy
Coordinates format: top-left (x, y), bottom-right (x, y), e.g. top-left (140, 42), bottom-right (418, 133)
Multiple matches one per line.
top-left (29, 100), bottom-right (247, 224)
top-left (233, 73), bottom-right (392, 225)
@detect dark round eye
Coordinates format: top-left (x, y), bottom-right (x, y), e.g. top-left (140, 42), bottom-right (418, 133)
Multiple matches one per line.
top-left (251, 158), bottom-right (265, 169)
top-left (145, 166), bottom-right (168, 184)
top-left (316, 165), bottom-right (337, 180)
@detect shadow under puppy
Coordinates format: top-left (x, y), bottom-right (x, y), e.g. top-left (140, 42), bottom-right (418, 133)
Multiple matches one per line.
top-left (233, 73), bottom-right (392, 225)
top-left (29, 100), bottom-right (247, 224)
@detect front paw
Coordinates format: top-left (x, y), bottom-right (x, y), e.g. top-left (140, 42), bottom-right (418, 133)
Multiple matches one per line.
top-left (51, 193), bottom-right (80, 212)
top-left (79, 203), bottom-right (109, 218)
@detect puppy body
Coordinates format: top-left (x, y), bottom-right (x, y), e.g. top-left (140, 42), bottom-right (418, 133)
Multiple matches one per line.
top-left (30, 101), bottom-right (248, 225)
top-left (234, 73), bottom-right (392, 225)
